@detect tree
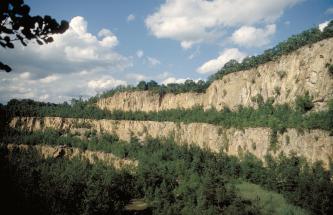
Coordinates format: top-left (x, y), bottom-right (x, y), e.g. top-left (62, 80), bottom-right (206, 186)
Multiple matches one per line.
top-left (137, 81), bottom-right (148, 90)
top-left (146, 80), bottom-right (158, 90)
top-left (0, 0), bottom-right (69, 72)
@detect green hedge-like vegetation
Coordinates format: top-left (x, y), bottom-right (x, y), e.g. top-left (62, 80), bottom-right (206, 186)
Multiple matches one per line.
top-left (3, 97), bottom-right (333, 133)
top-left (1, 129), bottom-right (332, 214)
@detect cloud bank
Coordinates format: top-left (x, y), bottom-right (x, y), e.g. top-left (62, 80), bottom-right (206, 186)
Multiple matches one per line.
top-left (145, 0), bottom-right (301, 48)
top-left (0, 16), bottom-right (130, 103)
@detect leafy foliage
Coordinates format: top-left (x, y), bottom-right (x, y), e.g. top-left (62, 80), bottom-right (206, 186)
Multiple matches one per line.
top-left (1, 130), bottom-right (333, 214)
top-left (0, 135), bottom-right (262, 215)
top-left (0, 0), bottom-right (69, 72)
top-left (94, 79), bottom-right (210, 100)
top-left (295, 92), bottom-right (314, 113)
top-left (0, 149), bottom-right (137, 214)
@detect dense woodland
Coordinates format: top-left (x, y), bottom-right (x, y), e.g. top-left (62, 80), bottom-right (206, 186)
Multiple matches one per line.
top-left (1, 129), bottom-right (332, 214)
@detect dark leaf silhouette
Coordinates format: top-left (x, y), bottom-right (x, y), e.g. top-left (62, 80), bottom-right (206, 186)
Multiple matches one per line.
top-left (0, 62), bottom-right (11, 72)
top-left (0, 0), bottom-right (69, 72)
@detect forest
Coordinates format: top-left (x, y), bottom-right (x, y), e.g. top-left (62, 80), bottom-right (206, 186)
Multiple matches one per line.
top-left (0, 128), bottom-right (332, 215)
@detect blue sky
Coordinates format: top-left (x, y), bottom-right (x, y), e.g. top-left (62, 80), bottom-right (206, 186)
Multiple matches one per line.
top-left (0, 0), bottom-right (333, 103)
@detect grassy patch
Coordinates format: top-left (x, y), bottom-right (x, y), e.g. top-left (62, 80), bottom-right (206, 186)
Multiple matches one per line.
top-left (235, 181), bottom-right (310, 215)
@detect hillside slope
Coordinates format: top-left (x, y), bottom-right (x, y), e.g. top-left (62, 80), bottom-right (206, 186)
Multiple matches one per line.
top-left (97, 38), bottom-right (333, 112)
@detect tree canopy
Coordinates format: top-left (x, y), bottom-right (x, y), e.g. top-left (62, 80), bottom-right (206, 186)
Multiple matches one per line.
top-left (0, 0), bottom-right (69, 72)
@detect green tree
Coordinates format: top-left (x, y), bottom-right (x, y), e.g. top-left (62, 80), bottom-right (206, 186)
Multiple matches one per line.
top-left (137, 81), bottom-right (148, 90)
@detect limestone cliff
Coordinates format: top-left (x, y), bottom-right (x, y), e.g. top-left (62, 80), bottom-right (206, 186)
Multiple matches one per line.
top-left (10, 117), bottom-right (333, 168)
top-left (97, 38), bottom-right (333, 112)
top-left (2, 143), bottom-right (137, 169)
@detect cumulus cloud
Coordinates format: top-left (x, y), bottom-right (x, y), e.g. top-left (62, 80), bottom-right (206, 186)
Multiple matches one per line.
top-left (231, 24), bottom-right (276, 47)
top-left (0, 69), bottom-right (128, 103)
top-left (39, 75), bottom-right (60, 84)
top-left (319, 21), bottom-right (330, 32)
top-left (162, 77), bottom-right (203, 85)
top-left (162, 77), bottom-right (188, 85)
top-left (145, 0), bottom-right (301, 48)
top-left (136, 50), bottom-right (144, 58)
top-left (88, 77), bottom-right (127, 92)
top-left (0, 16), bottom-right (130, 103)
top-left (98, 28), bottom-right (119, 48)
top-left (125, 71), bottom-right (189, 86)
top-left (127, 14), bottom-right (136, 22)
top-left (197, 48), bottom-right (246, 74)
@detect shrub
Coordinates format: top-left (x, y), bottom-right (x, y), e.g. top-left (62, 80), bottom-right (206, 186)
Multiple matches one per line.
top-left (328, 64), bottom-right (333, 76)
top-left (295, 92), bottom-right (314, 113)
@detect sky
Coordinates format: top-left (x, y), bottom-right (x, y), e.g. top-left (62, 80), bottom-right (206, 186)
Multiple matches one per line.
top-left (0, 0), bottom-right (333, 103)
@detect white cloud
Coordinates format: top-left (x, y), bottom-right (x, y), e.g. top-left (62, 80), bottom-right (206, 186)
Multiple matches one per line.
top-left (162, 77), bottom-right (188, 85)
top-left (319, 21), bottom-right (330, 32)
top-left (147, 57), bottom-right (161, 67)
top-left (231, 24), bottom-right (276, 47)
top-left (127, 14), bottom-right (136, 22)
top-left (19, 72), bottom-right (31, 80)
top-left (325, 7), bottom-right (333, 14)
top-left (65, 46), bottom-right (98, 61)
top-left (162, 77), bottom-right (203, 85)
top-left (136, 50), bottom-right (144, 58)
top-left (0, 68), bottom-right (127, 103)
top-left (39, 75), bottom-right (60, 84)
top-left (0, 16), bottom-right (130, 103)
top-left (98, 29), bottom-right (119, 48)
top-left (88, 77), bottom-right (127, 92)
top-left (197, 48), bottom-right (246, 74)
top-left (181, 41), bottom-right (196, 49)
top-left (145, 0), bottom-right (301, 48)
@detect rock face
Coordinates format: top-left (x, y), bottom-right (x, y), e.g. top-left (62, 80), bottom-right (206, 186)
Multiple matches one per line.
top-left (2, 143), bottom-right (138, 169)
top-left (97, 38), bottom-right (333, 112)
top-left (10, 117), bottom-right (333, 168)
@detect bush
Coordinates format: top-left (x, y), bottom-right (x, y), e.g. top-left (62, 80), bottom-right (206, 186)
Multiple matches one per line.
top-left (328, 64), bottom-right (333, 76)
top-left (295, 92), bottom-right (314, 113)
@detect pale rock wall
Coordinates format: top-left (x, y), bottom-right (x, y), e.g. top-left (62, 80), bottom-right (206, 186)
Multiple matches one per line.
top-left (1, 143), bottom-right (138, 169)
top-left (10, 117), bottom-right (333, 168)
top-left (97, 38), bottom-right (333, 112)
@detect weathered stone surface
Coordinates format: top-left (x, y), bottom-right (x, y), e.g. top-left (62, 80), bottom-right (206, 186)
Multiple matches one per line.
top-left (10, 117), bottom-right (333, 168)
top-left (97, 38), bottom-right (333, 112)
